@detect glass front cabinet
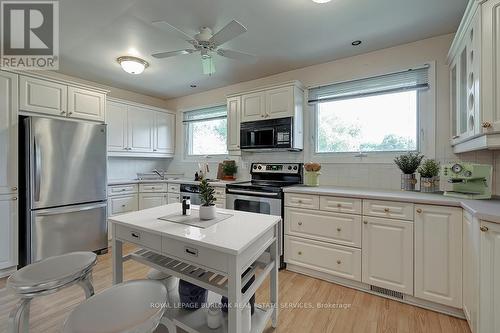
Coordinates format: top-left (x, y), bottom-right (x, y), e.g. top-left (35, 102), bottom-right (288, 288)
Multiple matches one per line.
top-left (448, 0), bottom-right (500, 153)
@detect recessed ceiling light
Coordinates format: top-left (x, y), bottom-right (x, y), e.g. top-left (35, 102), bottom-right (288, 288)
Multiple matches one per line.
top-left (117, 56), bottom-right (149, 74)
top-left (312, 0), bottom-right (332, 3)
top-left (190, 84), bottom-right (197, 88)
top-left (352, 40), bottom-right (362, 46)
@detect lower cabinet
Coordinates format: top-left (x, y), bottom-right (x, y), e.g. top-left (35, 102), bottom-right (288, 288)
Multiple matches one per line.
top-left (0, 194), bottom-right (18, 271)
top-left (479, 221), bottom-right (500, 333)
top-left (167, 193), bottom-right (181, 204)
top-left (414, 205), bottom-right (462, 308)
top-left (139, 193), bottom-right (167, 210)
top-left (463, 211), bottom-right (480, 332)
top-left (285, 235), bottom-right (361, 281)
top-left (362, 216), bottom-right (413, 294)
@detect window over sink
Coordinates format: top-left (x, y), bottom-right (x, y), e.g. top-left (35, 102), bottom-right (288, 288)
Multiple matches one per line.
top-left (183, 105), bottom-right (228, 157)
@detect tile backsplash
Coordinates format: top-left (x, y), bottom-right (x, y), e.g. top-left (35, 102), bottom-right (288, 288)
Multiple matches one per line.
top-left (108, 157), bottom-right (172, 180)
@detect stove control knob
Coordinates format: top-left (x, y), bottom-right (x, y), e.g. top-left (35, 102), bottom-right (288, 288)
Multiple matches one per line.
top-left (253, 165), bottom-right (257, 170)
top-left (293, 166), bottom-right (298, 170)
top-left (257, 165), bottom-right (262, 170)
top-left (288, 166), bottom-right (292, 170)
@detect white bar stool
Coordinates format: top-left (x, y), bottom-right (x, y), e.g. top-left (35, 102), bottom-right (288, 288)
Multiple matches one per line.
top-left (63, 280), bottom-right (167, 333)
top-left (7, 252), bottom-right (97, 333)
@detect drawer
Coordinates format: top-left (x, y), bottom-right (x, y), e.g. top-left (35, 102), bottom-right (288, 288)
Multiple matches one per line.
top-left (320, 196), bottom-right (362, 215)
top-left (363, 199), bottom-right (414, 221)
top-left (114, 224), bottom-right (161, 252)
top-left (285, 207), bottom-right (361, 248)
top-left (168, 183), bottom-right (180, 193)
top-left (285, 236), bottom-right (361, 282)
top-left (108, 184), bottom-right (138, 196)
top-left (167, 193), bottom-right (181, 204)
top-left (162, 237), bottom-right (228, 274)
top-left (215, 202), bottom-right (226, 209)
top-left (214, 187), bottom-right (226, 198)
top-left (285, 193), bottom-right (320, 210)
top-left (139, 183), bottom-right (168, 193)
top-left (108, 194), bottom-right (138, 216)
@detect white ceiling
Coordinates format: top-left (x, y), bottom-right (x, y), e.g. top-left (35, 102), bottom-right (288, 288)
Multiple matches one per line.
top-left (58, 0), bottom-right (468, 99)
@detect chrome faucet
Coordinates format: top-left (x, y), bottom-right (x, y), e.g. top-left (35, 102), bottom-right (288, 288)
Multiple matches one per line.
top-left (152, 169), bottom-right (165, 180)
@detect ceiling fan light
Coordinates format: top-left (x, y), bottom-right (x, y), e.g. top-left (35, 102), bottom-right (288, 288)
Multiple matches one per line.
top-left (117, 56), bottom-right (149, 74)
top-left (201, 56), bottom-right (215, 75)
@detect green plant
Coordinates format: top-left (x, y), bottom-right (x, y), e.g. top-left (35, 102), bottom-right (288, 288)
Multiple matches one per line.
top-left (199, 179), bottom-right (216, 206)
top-left (222, 162), bottom-right (238, 176)
top-left (394, 152), bottom-right (424, 174)
top-left (418, 159), bottom-right (440, 178)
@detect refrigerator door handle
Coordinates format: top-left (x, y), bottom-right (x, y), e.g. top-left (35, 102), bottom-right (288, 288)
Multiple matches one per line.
top-left (35, 202), bottom-right (107, 216)
top-left (34, 136), bottom-right (41, 202)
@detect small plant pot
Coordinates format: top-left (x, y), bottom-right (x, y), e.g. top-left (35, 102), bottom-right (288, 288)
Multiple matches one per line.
top-left (420, 176), bottom-right (439, 193)
top-left (199, 205), bottom-right (216, 220)
top-left (401, 173), bottom-right (417, 191)
top-left (222, 175), bottom-right (236, 181)
top-left (304, 171), bottom-right (321, 187)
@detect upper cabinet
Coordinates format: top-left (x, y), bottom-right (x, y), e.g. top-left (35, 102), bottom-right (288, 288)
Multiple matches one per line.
top-left (19, 74), bottom-right (107, 122)
top-left (448, 0), bottom-right (500, 152)
top-left (0, 71), bottom-right (18, 196)
top-left (106, 98), bottom-right (175, 158)
top-left (227, 96), bottom-right (241, 152)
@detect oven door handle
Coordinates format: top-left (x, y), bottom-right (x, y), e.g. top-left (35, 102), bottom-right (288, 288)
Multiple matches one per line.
top-left (226, 189), bottom-right (280, 197)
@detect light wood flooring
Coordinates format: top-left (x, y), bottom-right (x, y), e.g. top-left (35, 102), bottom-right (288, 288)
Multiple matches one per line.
top-left (0, 245), bottom-right (471, 333)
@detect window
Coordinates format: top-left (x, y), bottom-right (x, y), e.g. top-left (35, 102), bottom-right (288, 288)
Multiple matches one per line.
top-left (184, 105), bottom-right (228, 156)
top-left (309, 66), bottom-right (429, 155)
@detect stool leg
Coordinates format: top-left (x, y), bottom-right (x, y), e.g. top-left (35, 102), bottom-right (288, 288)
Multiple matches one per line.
top-left (8, 298), bottom-right (31, 333)
top-left (78, 273), bottom-right (95, 299)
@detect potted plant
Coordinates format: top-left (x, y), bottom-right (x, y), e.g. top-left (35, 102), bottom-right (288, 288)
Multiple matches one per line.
top-left (394, 152), bottom-right (424, 191)
top-left (304, 162), bottom-right (321, 186)
top-left (198, 179), bottom-right (217, 220)
top-left (222, 162), bottom-right (238, 181)
top-left (418, 159), bottom-right (440, 193)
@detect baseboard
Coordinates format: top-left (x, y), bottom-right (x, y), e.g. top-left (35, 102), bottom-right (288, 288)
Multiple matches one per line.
top-left (0, 266), bottom-right (16, 279)
top-left (286, 264), bottom-right (465, 319)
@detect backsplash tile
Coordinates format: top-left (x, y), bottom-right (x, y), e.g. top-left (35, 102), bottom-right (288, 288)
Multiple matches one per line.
top-left (108, 157), bottom-right (172, 180)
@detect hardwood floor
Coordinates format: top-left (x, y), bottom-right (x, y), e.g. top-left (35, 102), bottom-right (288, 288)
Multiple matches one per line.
top-left (0, 245), bottom-right (471, 333)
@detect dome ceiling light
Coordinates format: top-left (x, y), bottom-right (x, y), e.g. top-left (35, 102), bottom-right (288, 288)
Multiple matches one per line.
top-left (117, 56), bottom-right (149, 74)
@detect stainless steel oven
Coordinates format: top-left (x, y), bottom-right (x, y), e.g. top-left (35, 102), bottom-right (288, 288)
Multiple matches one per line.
top-left (226, 190), bottom-right (282, 216)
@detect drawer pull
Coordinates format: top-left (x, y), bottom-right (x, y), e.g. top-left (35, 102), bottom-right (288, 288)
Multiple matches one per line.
top-left (298, 222), bottom-right (303, 226)
top-left (121, 189), bottom-right (126, 191)
top-left (131, 232), bottom-right (140, 239)
top-left (337, 227), bottom-right (342, 232)
top-left (185, 247), bottom-right (199, 257)
top-left (336, 260), bottom-right (342, 265)
top-left (480, 226), bottom-right (489, 232)
top-left (297, 199), bottom-right (302, 203)
top-left (337, 203), bottom-right (342, 208)
top-left (384, 208), bottom-right (390, 212)
top-left (12, 187), bottom-right (17, 191)
top-left (363, 221), bottom-right (368, 224)
top-left (416, 208), bottom-right (422, 214)
top-left (12, 197), bottom-right (17, 201)
top-left (298, 251), bottom-right (302, 255)
top-left (121, 204), bottom-right (126, 207)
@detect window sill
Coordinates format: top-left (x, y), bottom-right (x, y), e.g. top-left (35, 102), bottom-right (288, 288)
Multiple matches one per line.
top-left (311, 151), bottom-right (417, 164)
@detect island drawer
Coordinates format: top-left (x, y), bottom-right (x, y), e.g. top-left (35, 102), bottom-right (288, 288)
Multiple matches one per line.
top-left (108, 194), bottom-right (138, 216)
top-left (285, 193), bottom-right (320, 210)
top-left (363, 199), bottom-right (414, 221)
top-left (320, 196), bottom-right (362, 215)
top-left (285, 236), bottom-right (361, 282)
top-left (162, 237), bottom-right (228, 274)
top-left (114, 224), bottom-right (161, 252)
top-left (139, 183), bottom-right (168, 193)
top-left (285, 207), bottom-right (361, 248)
top-left (168, 183), bottom-right (181, 193)
top-left (108, 184), bottom-right (138, 196)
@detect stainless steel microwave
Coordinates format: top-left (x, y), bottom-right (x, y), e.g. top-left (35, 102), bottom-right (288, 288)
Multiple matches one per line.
top-left (240, 117), bottom-right (303, 151)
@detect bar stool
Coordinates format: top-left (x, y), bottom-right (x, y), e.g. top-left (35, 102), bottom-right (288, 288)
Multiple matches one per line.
top-left (63, 280), bottom-right (167, 333)
top-left (7, 252), bottom-right (97, 333)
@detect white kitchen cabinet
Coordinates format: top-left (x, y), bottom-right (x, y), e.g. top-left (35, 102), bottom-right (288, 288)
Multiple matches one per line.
top-left (241, 91), bottom-right (265, 122)
top-left (19, 75), bottom-right (67, 116)
top-left (139, 193), bottom-right (167, 210)
top-left (266, 86), bottom-right (294, 119)
top-left (128, 106), bottom-right (154, 153)
top-left (154, 111), bottom-right (175, 155)
top-left (414, 205), bottom-right (462, 308)
top-left (106, 101), bottom-right (128, 152)
top-left (67, 86), bottom-right (105, 122)
top-left (362, 216), bottom-right (413, 294)
top-left (463, 211), bottom-right (480, 332)
top-left (0, 194), bottom-right (18, 271)
top-left (167, 193), bottom-right (181, 204)
top-left (108, 194), bottom-right (138, 216)
top-left (479, 221), bottom-right (500, 333)
top-left (227, 96), bottom-right (241, 152)
top-left (0, 71), bottom-right (18, 195)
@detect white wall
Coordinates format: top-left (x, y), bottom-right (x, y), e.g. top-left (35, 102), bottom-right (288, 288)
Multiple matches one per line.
top-left (165, 33), bottom-right (500, 195)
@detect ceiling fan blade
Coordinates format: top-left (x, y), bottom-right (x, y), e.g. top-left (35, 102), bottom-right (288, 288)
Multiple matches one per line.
top-left (152, 49), bottom-right (196, 59)
top-left (217, 49), bottom-right (257, 63)
top-left (152, 20), bottom-right (197, 46)
top-left (209, 20), bottom-right (247, 46)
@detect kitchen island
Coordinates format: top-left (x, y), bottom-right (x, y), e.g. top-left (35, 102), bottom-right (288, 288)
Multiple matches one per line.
top-left (109, 203), bottom-right (280, 333)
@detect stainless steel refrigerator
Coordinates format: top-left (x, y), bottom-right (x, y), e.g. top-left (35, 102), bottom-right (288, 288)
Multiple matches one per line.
top-left (20, 116), bottom-right (108, 266)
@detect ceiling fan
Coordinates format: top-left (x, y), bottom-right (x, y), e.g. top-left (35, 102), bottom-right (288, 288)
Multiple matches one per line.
top-left (151, 19), bottom-right (257, 75)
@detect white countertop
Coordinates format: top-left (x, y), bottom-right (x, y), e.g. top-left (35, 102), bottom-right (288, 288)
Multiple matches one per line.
top-left (109, 203), bottom-right (281, 255)
top-left (284, 185), bottom-right (500, 224)
top-left (107, 178), bottom-right (237, 187)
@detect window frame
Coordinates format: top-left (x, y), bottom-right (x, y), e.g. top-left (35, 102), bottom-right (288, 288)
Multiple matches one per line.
top-left (306, 62), bottom-right (436, 164)
top-left (182, 105), bottom-right (229, 161)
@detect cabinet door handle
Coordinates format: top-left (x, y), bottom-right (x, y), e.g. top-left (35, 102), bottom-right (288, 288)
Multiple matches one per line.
top-left (298, 251), bottom-right (302, 255)
top-left (12, 187), bottom-right (17, 191)
top-left (452, 135), bottom-right (460, 139)
top-left (480, 226), bottom-right (489, 232)
top-left (185, 247), bottom-right (198, 257)
top-left (336, 260), bottom-right (342, 265)
top-left (122, 204), bottom-right (126, 207)
top-left (363, 221), bottom-right (368, 224)
top-left (298, 222), bottom-right (302, 226)
top-left (481, 122), bottom-right (492, 128)
top-left (337, 227), bottom-right (342, 232)
top-left (12, 197), bottom-right (17, 201)
top-left (60, 111), bottom-right (66, 115)
top-left (384, 208), bottom-right (390, 212)
top-left (416, 208), bottom-right (422, 214)
top-left (336, 203), bottom-right (342, 208)
top-left (131, 232), bottom-right (140, 239)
